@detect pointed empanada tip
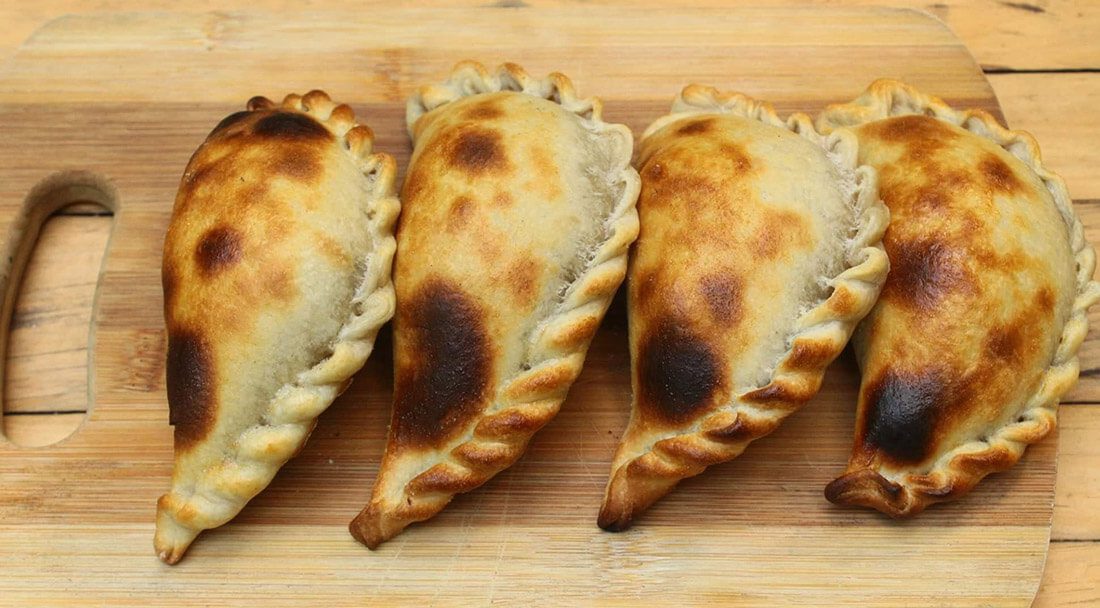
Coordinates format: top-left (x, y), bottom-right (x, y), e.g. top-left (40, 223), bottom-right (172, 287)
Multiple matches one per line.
top-left (348, 506), bottom-right (390, 550)
top-left (153, 533), bottom-right (195, 565)
top-left (596, 505), bottom-right (634, 532)
top-left (824, 469), bottom-right (916, 518)
top-left (154, 506), bottom-right (200, 565)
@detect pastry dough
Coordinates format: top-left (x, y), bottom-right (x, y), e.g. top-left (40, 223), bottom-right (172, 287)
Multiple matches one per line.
top-left (349, 62), bottom-right (640, 548)
top-left (598, 86), bottom-right (890, 531)
top-left (816, 80), bottom-right (1100, 516)
top-left (155, 91), bottom-right (399, 563)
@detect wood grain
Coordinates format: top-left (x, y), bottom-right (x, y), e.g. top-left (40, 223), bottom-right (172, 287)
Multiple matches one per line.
top-left (1035, 541), bottom-right (1100, 608)
top-left (992, 73), bottom-right (1100, 201)
top-left (2, 412), bottom-right (85, 447)
top-left (0, 7), bottom-right (1081, 606)
top-left (4, 214), bottom-right (110, 416)
top-left (1051, 405), bottom-right (1100, 541)
top-left (1, 1), bottom-right (1096, 72)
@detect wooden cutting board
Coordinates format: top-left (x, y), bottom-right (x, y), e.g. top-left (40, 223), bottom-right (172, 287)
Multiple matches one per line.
top-left (0, 7), bottom-right (1056, 607)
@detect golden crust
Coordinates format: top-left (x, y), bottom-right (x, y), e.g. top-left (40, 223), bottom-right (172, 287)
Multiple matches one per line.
top-left (817, 79), bottom-right (1100, 516)
top-left (598, 86), bottom-right (890, 531)
top-left (350, 62), bottom-right (640, 548)
top-left (155, 91), bottom-right (399, 563)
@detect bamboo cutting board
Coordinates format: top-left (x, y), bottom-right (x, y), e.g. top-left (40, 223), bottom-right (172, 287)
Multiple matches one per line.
top-left (0, 7), bottom-right (1057, 606)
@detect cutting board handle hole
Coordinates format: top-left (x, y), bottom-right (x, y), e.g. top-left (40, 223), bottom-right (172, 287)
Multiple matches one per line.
top-left (1, 171), bottom-right (117, 447)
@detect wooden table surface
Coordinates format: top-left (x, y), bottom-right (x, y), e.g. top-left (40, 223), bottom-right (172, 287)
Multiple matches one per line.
top-left (0, 1), bottom-right (1096, 606)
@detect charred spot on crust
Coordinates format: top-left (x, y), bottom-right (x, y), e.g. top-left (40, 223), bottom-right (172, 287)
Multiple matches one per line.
top-left (985, 286), bottom-right (1054, 362)
top-left (742, 381), bottom-right (809, 404)
top-left (864, 114), bottom-right (959, 159)
top-left (392, 280), bottom-right (492, 447)
top-left (162, 265), bottom-right (179, 311)
top-left (210, 110), bottom-right (253, 137)
top-left (253, 111), bottom-right (332, 141)
top-left (884, 236), bottom-right (974, 310)
top-left (166, 330), bottom-right (217, 450)
top-left (447, 196), bottom-right (475, 231)
top-left (753, 208), bottom-right (810, 260)
top-left (637, 318), bottom-right (724, 424)
top-left (861, 369), bottom-right (949, 463)
top-left (676, 118), bottom-right (716, 135)
top-left (448, 128), bottom-right (508, 174)
top-left (698, 273), bottom-right (742, 325)
top-left (1036, 286), bottom-right (1055, 313)
top-left (506, 258), bottom-right (541, 307)
top-left (978, 153), bottom-right (1025, 194)
top-left (985, 323), bottom-right (1025, 361)
top-left (259, 263), bottom-right (298, 303)
top-left (647, 172), bottom-right (723, 206)
top-left (270, 145), bottom-right (323, 183)
top-left (880, 166), bottom-right (976, 218)
top-left (643, 161), bottom-right (665, 182)
top-left (718, 143), bottom-right (753, 173)
top-left (194, 226), bottom-right (243, 276)
top-left (787, 339), bottom-right (837, 370)
top-left (463, 101), bottom-right (504, 120)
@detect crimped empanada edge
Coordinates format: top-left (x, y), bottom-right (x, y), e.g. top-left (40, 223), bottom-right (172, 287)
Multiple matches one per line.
top-left (155, 92), bottom-right (401, 564)
top-left (352, 63), bottom-right (641, 549)
top-left (406, 60), bottom-right (611, 138)
top-left (817, 79), bottom-right (1100, 517)
top-left (598, 86), bottom-right (891, 532)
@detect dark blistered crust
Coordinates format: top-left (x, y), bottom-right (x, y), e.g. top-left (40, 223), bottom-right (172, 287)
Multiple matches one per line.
top-left (859, 369), bottom-right (948, 464)
top-left (194, 226), bottom-right (243, 276)
top-left (446, 127), bottom-right (511, 175)
top-left (252, 111), bottom-right (334, 141)
top-left (165, 329), bottom-right (217, 450)
top-left (392, 279), bottom-right (492, 448)
top-left (636, 317), bottom-right (726, 425)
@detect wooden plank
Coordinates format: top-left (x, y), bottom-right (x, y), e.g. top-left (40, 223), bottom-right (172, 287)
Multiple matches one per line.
top-left (1034, 541), bottom-right (1100, 607)
top-left (1070, 200), bottom-right (1100, 401)
top-left (992, 73), bottom-right (1100, 201)
top-left (1052, 405), bottom-right (1100, 541)
top-left (0, 522), bottom-right (1051, 607)
top-left (1, 2), bottom-right (1096, 72)
top-left (0, 8), bottom-right (993, 106)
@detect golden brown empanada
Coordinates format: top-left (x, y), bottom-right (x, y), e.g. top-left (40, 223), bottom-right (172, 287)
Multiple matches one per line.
top-left (155, 91), bottom-right (399, 563)
top-left (349, 62), bottom-right (640, 548)
top-left (598, 86), bottom-right (890, 531)
top-left (816, 80), bottom-right (1100, 516)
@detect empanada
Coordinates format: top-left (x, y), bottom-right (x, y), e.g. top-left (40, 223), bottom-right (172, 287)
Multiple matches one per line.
top-left (598, 86), bottom-right (890, 531)
top-left (349, 62), bottom-right (640, 548)
top-left (816, 80), bottom-right (1099, 516)
top-left (155, 91), bottom-right (399, 563)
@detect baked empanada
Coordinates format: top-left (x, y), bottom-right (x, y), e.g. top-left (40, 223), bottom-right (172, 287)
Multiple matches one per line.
top-left (598, 86), bottom-right (890, 531)
top-left (816, 80), bottom-right (1099, 516)
top-left (155, 91), bottom-right (399, 563)
top-left (349, 62), bottom-right (640, 548)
